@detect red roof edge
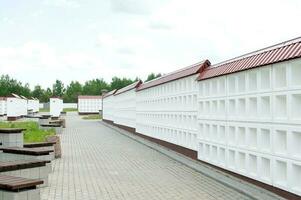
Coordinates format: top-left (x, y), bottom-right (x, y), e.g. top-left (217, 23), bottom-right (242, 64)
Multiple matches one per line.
top-left (103, 89), bottom-right (117, 98)
top-left (137, 60), bottom-right (210, 91)
top-left (114, 80), bottom-right (143, 96)
top-left (78, 95), bottom-right (102, 99)
top-left (198, 36), bottom-right (301, 81)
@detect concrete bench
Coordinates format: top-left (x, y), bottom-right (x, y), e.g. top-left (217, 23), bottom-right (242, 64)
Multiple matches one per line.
top-left (40, 123), bottom-right (62, 134)
top-left (38, 115), bottom-right (51, 125)
top-left (0, 175), bottom-right (42, 199)
top-left (0, 128), bottom-right (25, 148)
top-left (0, 147), bottom-right (54, 161)
top-left (49, 119), bottom-right (66, 128)
top-left (0, 159), bottom-right (51, 187)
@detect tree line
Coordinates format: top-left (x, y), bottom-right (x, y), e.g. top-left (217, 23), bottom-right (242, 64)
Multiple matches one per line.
top-left (0, 73), bottom-right (161, 103)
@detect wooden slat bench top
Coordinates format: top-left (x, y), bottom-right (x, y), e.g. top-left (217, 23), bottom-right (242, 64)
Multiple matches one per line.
top-left (40, 123), bottom-right (61, 127)
top-left (24, 142), bottom-right (56, 148)
top-left (0, 147), bottom-right (54, 155)
top-left (0, 175), bottom-right (43, 191)
top-left (0, 128), bottom-right (26, 134)
top-left (0, 159), bottom-right (49, 172)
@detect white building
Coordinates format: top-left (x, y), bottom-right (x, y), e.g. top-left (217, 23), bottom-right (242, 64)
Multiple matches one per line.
top-left (50, 97), bottom-right (63, 117)
top-left (113, 80), bottom-right (142, 129)
top-left (78, 96), bottom-right (102, 114)
top-left (136, 61), bottom-right (210, 153)
top-left (0, 97), bottom-right (6, 116)
top-left (196, 38), bottom-right (301, 196)
top-left (102, 89), bottom-right (117, 122)
top-left (28, 97), bottom-right (39, 113)
top-left (6, 94), bottom-right (27, 120)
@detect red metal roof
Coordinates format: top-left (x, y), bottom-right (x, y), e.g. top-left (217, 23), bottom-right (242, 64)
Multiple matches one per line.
top-left (114, 80), bottom-right (142, 96)
top-left (137, 60), bottom-right (210, 91)
top-left (78, 95), bottom-right (102, 99)
top-left (103, 89), bottom-right (117, 98)
top-left (198, 37), bottom-right (301, 81)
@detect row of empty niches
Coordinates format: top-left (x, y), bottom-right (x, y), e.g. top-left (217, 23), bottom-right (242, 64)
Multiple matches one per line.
top-left (198, 92), bottom-right (301, 122)
top-left (198, 122), bottom-right (301, 160)
top-left (197, 143), bottom-right (301, 195)
top-left (136, 123), bottom-right (197, 150)
top-left (137, 94), bottom-right (198, 111)
top-left (136, 113), bottom-right (197, 131)
top-left (198, 59), bottom-right (301, 98)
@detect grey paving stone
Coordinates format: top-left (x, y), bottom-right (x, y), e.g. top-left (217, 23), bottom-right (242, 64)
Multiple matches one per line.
top-left (41, 113), bottom-right (252, 200)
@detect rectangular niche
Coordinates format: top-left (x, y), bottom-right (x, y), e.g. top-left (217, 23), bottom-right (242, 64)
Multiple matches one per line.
top-left (218, 125), bottom-right (226, 143)
top-left (260, 67), bottom-right (271, 90)
top-left (238, 152), bottom-right (246, 172)
top-left (204, 124), bottom-right (210, 140)
top-left (291, 60), bottom-right (301, 86)
top-left (211, 125), bottom-right (218, 141)
top-left (237, 127), bottom-right (246, 147)
top-left (205, 101), bottom-right (210, 115)
top-left (218, 100), bottom-right (226, 116)
top-left (248, 97), bottom-right (258, 117)
top-left (228, 76), bottom-right (236, 94)
top-left (198, 143), bottom-right (204, 159)
top-left (205, 82), bottom-right (210, 96)
top-left (238, 73), bottom-right (246, 93)
top-left (238, 98), bottom-right (246, 117)
top-left (211, 80), bottom-right (218, 96)
top-left (291, 131), bottom-right (301, 159)
top-left (260, 157), bottom-right (271, 182)
top-left (199, 101), bottom-right (204, 115)
top-left (275, 95), bottom-right (287, 119)
top-left (219, 147), bottom-right (226, 166)
top-left (291, 164), bottom-right (301, 193)
top-left (211, 146), bottom-right (218, 163)
top-left (212, 100), bottom-right (218, 115)
top-left (228, 126), bottom-right (236, 146)
top-left (291, 94), bottom-right (301, 120)
top-left (260, 129), bottom-right (271, 152)
top-left (205, 144), bottom-right (210, 160)
top-left (274, 130), bottom-right (287, 155)
top-left (248, 71), bottom-right (258, 91)
top-left (229, 99), bottom-right (236, 117)
top-left (248, 128), bottom-right (257, 149)
top-left (248, 154), bottom-right (257, 176)
top-left (274, 64), bottom-right (287, 89)
top-left (228, 150), bottom-right (236, 169)
top-left (260, 96), bottom-right (271, 118)
top-left (218, 78), bottom-right (226, 95)
top-left (275, 160), bottom-right (287, 187)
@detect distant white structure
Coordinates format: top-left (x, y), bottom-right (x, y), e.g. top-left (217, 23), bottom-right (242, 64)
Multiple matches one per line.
top-left (28, 97), bottom-right (39, 113)
top-left (6, 94), bottom-right (27, 120)
top-left (102, 90), bottom-right (117, 121)
top-left (78, 96), bottom-right (102, 114)
top-left (0, 97), bottom-right (6, 116)
top-left (63, 103), bottom-right (77, 109)
top-left (50, 97), bottom-right (63, 117)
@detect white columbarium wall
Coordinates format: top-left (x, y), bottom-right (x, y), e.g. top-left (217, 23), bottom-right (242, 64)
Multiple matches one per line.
top-left (50, 98), bottom-right (63, 117)
top-left (78, 98), bottom-right (102, 113)
top-left (136, 74), bottom-right (199, 151)
top-left (7, 97), bottom-right (24, 117)
top-left (103, 95), bottom-right (116, 122)
top-left (114, 89), bottom-right (137, 128)
top-left (0, 99), bottom-right (6, 116)
top-left (197, 58), bottom-right (301, 196)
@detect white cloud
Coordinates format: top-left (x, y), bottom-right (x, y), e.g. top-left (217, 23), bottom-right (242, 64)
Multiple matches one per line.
top-left (43, 0), bottom-right (80, 8)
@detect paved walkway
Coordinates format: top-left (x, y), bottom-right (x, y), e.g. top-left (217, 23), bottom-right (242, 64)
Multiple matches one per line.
top-left (41, 113), bottom-right (251, 200)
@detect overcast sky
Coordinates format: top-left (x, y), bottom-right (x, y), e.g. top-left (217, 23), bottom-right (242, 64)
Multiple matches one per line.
top-left (0, 0), bottom-right (300, 89)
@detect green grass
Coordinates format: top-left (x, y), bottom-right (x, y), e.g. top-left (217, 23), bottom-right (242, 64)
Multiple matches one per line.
top-left (0, 121), bottom-right (55, 143)
top-left (82, 115), bottom-right (101, 120)
top-left (63, 108), bottom-right (78, 112)
top-left (39, 108), bottom-right (50, 112)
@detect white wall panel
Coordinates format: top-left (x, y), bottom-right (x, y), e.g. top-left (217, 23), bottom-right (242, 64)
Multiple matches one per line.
top-left (78, 99), bottom-right (101, 113)
top-left (197, 58), bottom-right (301, 196)
top-left (50, 98), bottom-right (63, 117)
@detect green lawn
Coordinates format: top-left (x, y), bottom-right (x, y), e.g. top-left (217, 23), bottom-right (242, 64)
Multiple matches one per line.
top-left (82, 115), bottom-right (101, 120)
top-left (0, 121), bottom-right (55, 143)
top-left (63, 108), bottom-right (78, 112)
top-left (39, 108), bottom-right (50, 112)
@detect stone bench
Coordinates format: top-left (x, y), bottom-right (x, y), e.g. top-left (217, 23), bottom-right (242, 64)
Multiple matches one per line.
top-left (24, 142), bottom-right (55, 150)
top-left (0, 128), bottom-right (25, 148)
top-left (49, 119), bottom-right (66, 128)
top-left (38, 115), bottom-right (51, 125)
top-left (0, 147), bottom-right (54, 161)
top-left (40, 123), bottom-right (62, 134)
top-left (0, 175), bottom-right (42, 199)
top-left (0, 159), bottom-right (51, 187)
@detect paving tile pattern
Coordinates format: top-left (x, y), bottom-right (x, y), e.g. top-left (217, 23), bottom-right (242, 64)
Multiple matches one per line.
top-left (41, 113), bottom-right (252, 200)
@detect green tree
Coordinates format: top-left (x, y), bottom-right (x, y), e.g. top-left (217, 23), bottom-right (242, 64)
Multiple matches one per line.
top-left (40, 88), bottom-right (52, 102)
top-left (63, 81), bottom-right (82, 103)
top-left (110, 77), bottom-right (134, 90)
top-left (31, 85), bottom-right (44, 99)
top-left (82, 78), bottom-right (109, 95)
top-left (52, 80), bottom-right (65, 97)
top-left (0, 75), bottom-right (31, 97)
top-left (145, 73), bottom-right (162, 82)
